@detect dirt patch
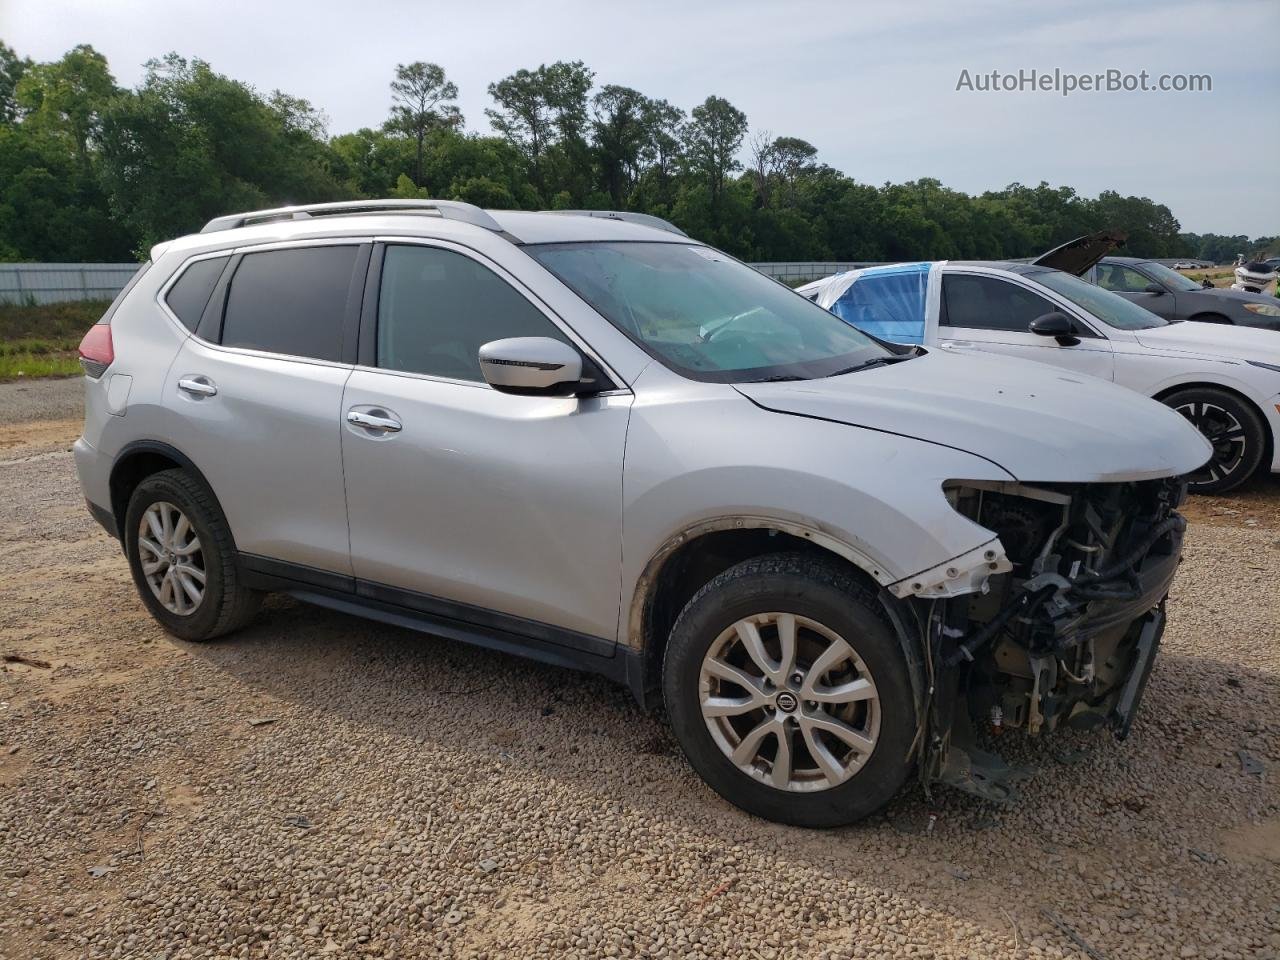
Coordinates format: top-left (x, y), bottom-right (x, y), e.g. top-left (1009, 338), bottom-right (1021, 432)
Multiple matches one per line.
top-left (0, 422), bottom-right (1277, 960)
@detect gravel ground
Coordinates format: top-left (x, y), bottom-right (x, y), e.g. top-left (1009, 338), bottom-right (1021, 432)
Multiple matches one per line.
top-left (0, 386), bottom-right (1277, 960)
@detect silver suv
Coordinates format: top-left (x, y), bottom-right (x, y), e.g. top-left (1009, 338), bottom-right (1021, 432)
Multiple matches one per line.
top-left (75, 200), bottom-right (1209, 826)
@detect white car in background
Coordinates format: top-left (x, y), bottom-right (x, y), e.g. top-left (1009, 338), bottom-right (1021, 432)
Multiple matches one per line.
top-left (799, 255), bottom-right (1280, 494)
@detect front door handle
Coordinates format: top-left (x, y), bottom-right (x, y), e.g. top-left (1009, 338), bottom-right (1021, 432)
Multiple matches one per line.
top-left (177, 376), bottom-right (217, 397)
top-left (347, 409), bottom-right (402, 433)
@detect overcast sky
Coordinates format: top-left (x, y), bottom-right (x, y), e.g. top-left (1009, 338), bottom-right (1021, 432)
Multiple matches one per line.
top-left (5, 0), bottom-right (1277, 236)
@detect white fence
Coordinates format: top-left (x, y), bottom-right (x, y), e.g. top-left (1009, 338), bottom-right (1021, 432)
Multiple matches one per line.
top-left (0, 263), bottom-right (144, 305)
top-left (0, 260), bottom-right (878, 305)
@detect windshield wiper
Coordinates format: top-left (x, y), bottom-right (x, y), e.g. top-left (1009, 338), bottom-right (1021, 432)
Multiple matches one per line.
top-left (744, 374), bottom-right (806, 383)
top-left (825, 354), bottom-right (916, 378)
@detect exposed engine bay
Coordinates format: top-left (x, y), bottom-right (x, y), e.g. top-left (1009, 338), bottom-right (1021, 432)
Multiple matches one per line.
top-left (916, 477), bottom-right (1187, 802)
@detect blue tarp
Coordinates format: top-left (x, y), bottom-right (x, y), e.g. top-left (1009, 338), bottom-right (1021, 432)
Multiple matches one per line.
top-left (830, 262), bottom-right (930, 344)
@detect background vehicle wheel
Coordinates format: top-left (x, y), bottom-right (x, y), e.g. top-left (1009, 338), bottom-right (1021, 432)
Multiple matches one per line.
top-left (1163, 388), bottom-right (1265, 494)
top-left (124, 469), bottom-right (260, 641)
top-left (662, 553), bottom-right (916, 828)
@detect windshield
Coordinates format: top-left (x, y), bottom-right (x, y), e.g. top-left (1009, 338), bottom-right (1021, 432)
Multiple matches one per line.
top-left (1139, 261), bottom-right (1202, 292)
top-left (526, 241), bottom-right (892, 382)
top-left (1033, 269), bottom-right (1169, 330)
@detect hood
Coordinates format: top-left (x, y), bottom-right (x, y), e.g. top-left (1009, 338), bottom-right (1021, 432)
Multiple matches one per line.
top-left (1131, 320), bottom-right (1280, 362)
top-left (736, 350), bottom-right (1210, 483)
top-left (1033, 230), bottom-right (1127, 276)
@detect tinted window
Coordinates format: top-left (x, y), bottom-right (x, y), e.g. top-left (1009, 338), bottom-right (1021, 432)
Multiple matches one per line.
top-left (377, 245), bottom-right (570, 381)
top-left (1137, 261), bottom-right (1201, 292)
top-left (1034, 269), bottom-right (1167, 330)
top-left (527, 242), bottom-right (890, 383)
top-left (221, 246), bottom-right (358, 360)
top-left (1096, 264), bottom-right (1153, 293)
top-left (165, 256), bottom-right (228, 332)
top-left (941, 274), bottom-right (1058, 332)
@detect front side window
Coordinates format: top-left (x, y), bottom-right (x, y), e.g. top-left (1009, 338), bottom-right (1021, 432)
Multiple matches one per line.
top-left (831, 267), bottom-right (929, 344)
top-left (221, 246), bottom-right (358, 361)
top-left (1096, 263), bottom-right (1155, 293)
top-left (165, 256), bottom-right (229, 332)
top-left (376, 245), bottom-right (571, 382)
top-left (941, 274), bottom-right (1059, 332)
top-left (1137, 261), bottom-right (1202, 292)
top-left (526, 241), bottom-right (890, 382)
top-left (1032, 269), bottom-right (1167, 330)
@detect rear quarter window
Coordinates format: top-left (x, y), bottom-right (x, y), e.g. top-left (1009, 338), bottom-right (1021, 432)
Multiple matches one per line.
top-left (164, 256), bottom-right (229, 332)
top-left (220, 246), bottom-right (359, 361)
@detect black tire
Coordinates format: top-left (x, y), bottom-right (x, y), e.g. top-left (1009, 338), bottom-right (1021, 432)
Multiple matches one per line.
top-left (1163, 387), bottom-right (1266, 494)
top-left (124, 469), bottom-right (261, 641)
top-left (661, 553), bottom-right (916, 828)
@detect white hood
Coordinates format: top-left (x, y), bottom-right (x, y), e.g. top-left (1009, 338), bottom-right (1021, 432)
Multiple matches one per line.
top-left (736, 350), bottom-right (1211, 483)
top-left (1131, 321), bottom-right (1280, 364)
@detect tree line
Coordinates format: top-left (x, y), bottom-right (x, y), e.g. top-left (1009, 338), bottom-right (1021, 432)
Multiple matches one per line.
top-left (0, 42), bottom-right (1274, 264)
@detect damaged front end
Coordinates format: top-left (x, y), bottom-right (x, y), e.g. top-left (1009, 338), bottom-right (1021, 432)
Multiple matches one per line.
top-left (915, 476), bottom-right (1187, 803)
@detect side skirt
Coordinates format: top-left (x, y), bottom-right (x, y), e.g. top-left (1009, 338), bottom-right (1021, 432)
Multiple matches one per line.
top-left (238, 553), bottom-right (647, 704)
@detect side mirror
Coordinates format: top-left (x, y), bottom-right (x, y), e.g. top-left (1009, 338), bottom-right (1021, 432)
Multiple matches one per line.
top-left (478, 337), bottom-right (585, 396)
top-left (1201, 278), bottom-right (1214, 289)
top-left (1029, 312), bottom-right (1080, 346)
top-left (1143, 283), bottom-right (1165, 296)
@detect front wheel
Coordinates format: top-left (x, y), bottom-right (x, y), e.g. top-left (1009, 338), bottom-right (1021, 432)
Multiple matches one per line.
top-left (1163, 387), bottom-right (1266, 494)
top-left (662, 554), bottom-right (916, 828)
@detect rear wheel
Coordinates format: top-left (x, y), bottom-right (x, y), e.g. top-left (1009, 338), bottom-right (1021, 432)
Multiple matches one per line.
top-left (662, 554), bottom-right (916, 828)
top-left (1163, 387), bottom-right (1265, 494)
top-left (124, 469), bottom-right (260, 641)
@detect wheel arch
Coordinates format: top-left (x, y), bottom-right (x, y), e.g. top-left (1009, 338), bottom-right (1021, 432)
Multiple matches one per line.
top-left (108, 440), bottom-right (223, 543)
top-left (1185, 311), bottom-right (1233, 325)
top-left (626, 517), bottom-right (924, 712)
top-left (1152, 380), bottom-right (1274, 478)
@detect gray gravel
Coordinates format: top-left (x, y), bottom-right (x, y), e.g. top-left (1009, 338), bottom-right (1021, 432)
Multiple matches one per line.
top-left (0, 420), bottom-right (1277, 960)
top-left (0, 377), bottom-right (83, 426)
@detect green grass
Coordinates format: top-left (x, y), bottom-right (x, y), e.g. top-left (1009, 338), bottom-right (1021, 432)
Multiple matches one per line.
top-left (0, 300), bottom-right (109, 382)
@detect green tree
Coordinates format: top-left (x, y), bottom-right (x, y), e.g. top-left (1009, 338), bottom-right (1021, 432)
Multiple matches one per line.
top-left (591, 85), bottom-right (649, 207)
top-left (0, 41), bottom-right (33, 125)
top-left (97, 54), bottom-right (351, 250)
top-left (683, 95), bottom-right (747, 212)
top-left (15, 44), bottom-right (118, 168)
top-left (487, 60), bottom-right (593, 203)
top-left (386, 62), bottom-right (461, 187)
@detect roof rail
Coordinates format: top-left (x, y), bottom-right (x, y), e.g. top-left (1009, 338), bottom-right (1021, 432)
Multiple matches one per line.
top-left (542, 210), bottom-right (688, 238)
top-left (199, 199), bottom-right (506, 235)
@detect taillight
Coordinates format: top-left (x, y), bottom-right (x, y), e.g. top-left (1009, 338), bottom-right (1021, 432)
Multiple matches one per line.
top-left (78, 324), bottom-right (114, 378)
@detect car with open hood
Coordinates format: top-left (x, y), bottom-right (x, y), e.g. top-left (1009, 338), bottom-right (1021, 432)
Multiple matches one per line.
top-left (1088, 256), bottom-right (1280, 329)
top-left (799, 249), bottom-right (1280, 494)
top-left (75, 200), bottom-right (1208, 826)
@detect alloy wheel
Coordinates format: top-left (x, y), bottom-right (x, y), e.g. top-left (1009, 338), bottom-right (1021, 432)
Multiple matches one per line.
top-left (698, 612), bottom-right (881, 792)
top-left (1174, 400), bottom-right (1247, 486)
top-left (137, 501), bottom-right (206, 615)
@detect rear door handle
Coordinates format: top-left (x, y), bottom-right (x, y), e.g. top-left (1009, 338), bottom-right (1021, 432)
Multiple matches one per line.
top-left (347, 409), bottom-right (402, 433)
top-left (178, 376), bottom-right (217, 397)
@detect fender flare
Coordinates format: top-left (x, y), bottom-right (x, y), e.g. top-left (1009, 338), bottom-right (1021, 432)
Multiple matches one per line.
top-left (625, 514), bottom-right (927, 728)
top-left (108, 439), bottom-right (222, 537)
top-left (624, 514), bottom-right (897, 655)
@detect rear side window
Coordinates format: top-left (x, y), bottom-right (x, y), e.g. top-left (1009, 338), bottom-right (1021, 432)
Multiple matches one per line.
top-left (376, 245), bottom-right (570, 381)
top-left (941, 274), bottom-right (1057, 332)
top-left (221, 246), bottom-right (358, 361)
top-left (165, 256), bottom-right (228, 332)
